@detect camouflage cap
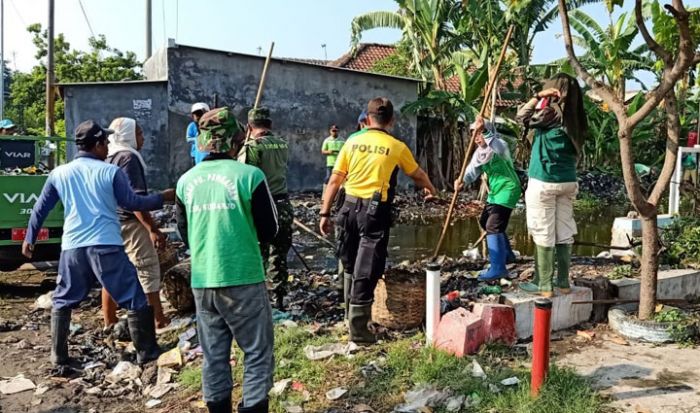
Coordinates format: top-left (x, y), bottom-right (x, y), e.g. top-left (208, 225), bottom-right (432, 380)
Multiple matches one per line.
top-left (197, 107), bottom-right (245, 153)
top-left (248, 107), bottom-right (271, 123)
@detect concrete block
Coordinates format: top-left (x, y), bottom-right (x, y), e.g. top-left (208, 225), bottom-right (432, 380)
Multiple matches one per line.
top-left (503, 286), bottom-right (593, 339)
top-left (610, 214), bottom-right (674, 257)
top-left (434, 308), bottom-right (485, 357)
top-left (612, 269), bottom-right (700, 300)
top-left (472, 303), bottom-right (516, 346)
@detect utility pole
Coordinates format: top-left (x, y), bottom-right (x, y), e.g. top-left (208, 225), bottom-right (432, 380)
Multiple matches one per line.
top-left (45, 0), bottom-right (55, 138)
top-left (146, 0), bottom-right (152, 59)
top-left (1, 0), bottom-right (5, 121)
top-left (321, 44), bottom-right (327, 61)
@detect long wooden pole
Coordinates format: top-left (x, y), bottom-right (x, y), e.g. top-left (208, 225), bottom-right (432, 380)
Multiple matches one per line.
top-left (431, 25), bottom-right (514, 260)
top-left (243, 42), bottom-right (275, 147)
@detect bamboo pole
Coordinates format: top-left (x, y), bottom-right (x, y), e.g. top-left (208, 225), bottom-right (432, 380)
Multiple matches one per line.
top-left (243, 42), bottom-right (275, 147)
top-left (431, 25), bottom-right (515, 260)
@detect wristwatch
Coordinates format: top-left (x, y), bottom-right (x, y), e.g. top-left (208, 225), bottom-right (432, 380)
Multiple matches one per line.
top-left (319, 212), bottom-right (331, 218)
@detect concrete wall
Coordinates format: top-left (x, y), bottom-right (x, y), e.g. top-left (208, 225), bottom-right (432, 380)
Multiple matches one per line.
top-left (62, 81), bottom-right (171, 189)
top-left (164, 45), bottom-right (419, 191)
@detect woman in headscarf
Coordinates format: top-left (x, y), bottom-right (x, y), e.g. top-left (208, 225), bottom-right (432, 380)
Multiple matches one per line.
top-left (516, 73), bottom-right (587, 297)
top-left (454, 115), bottom-right (521, 281)
top-left (102, 117), bottom-right (170, 329)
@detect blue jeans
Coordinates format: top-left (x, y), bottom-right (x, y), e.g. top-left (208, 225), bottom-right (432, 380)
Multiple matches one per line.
top-left (193, 282), bottom-right (274, 406)
top-left (54, 246), bottom-right (147, 311)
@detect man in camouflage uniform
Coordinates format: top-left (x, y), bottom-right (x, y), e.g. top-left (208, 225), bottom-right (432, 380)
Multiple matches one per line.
top-left (239, 107), bottom-right (292, 309)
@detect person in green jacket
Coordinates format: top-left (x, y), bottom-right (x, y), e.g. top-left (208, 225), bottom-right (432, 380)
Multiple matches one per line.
top-left (239, 107), bottom-right (292, 309)
top-left (516, 73), bottom-right (588, 297)
top-left (454, 116), bottom-right (521, 281)
top-left (176, 108), bottom-right (278, 413)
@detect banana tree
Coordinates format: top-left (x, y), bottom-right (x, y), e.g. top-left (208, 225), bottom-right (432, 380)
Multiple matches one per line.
top-left (351, 0), bottom-right (464, 90)
top-left (566, 10), bottom-right (654, 99)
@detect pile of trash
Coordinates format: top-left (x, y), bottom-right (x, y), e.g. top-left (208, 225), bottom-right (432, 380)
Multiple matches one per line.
top-left (1, 165), bottom-right (51, 176)
top-left (578, 171), bottom-right (625, 201)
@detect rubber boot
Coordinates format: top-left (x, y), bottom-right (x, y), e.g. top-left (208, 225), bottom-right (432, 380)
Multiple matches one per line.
top-left (343, 272), bottom-right (352, 323)
top-left (274, 291), bottom-right (285, 311)
top-left (127, 306), bottom-right (161, 365)
top-left (504, 236), bottom-right (517, 264)
top-left (348, 304), bottom-right (376, 344)
top-left (478, 234), bottom-right (509, 281)
top-left (519, 245), bottom-right (554, 297)
top-left (206, 396), bottom-right (232, 413)
top-left (238, 398), bottom-right (268, 413)
top-left (50, 308), bottom-right (72, 365)
top-left (555, 244), bottom-right (572, 294)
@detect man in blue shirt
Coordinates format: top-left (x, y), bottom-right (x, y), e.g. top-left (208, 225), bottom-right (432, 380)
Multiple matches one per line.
top-left (187, 102), bottom-right (210, 165)
top-left (23, 120), bottom-right (175, 369)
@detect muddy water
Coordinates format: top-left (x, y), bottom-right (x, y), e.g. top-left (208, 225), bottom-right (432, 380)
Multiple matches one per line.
top-left (388, 207), bottom-right (617, 262)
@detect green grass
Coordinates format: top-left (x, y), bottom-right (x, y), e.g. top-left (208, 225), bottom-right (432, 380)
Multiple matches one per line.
top-left (176, 325), bottom-right (610, 413)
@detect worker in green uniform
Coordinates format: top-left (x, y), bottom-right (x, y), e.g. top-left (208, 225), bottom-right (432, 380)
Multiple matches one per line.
top-left (239, 107), bottom-right (291, 309)
top-left (516, 73), bottom-right (587, 297)
top-left (321, 124), bottom-right (345, 194)
top-left (454, 116), bottom-right (521, 280)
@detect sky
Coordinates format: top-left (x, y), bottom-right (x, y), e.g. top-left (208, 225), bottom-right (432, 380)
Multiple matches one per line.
top-left (2, 0), bottom-right (632, 75)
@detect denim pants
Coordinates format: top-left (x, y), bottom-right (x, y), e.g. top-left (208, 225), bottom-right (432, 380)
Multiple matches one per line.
top-left (54, 245), bottom-right (148, 311)
top-left (193, 282), bottom-right (274, 406)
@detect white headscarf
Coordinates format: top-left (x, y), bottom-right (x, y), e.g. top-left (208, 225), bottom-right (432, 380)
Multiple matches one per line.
top-left (107, 117), bottom-right (147, 172)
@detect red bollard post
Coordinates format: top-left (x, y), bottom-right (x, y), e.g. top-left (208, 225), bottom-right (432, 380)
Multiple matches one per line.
top-left (531, 298), bottom-right (552, 397)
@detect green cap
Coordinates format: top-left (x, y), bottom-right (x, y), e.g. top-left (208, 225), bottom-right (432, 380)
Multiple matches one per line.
top-left (248, 107), bottom-right (271, 123)
top-left (197, 107), bottom-right (244, 153)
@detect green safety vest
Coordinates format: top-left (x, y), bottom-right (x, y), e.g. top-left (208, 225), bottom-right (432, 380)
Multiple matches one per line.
top-left (176, 159), bottom-right (266, 288)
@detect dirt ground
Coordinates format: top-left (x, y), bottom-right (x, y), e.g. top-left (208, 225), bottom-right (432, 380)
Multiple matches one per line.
top-left (556, 328), bottom-right (700, 413)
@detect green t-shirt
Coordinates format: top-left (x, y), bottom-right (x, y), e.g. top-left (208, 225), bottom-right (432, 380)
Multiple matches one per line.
top-left (176, 159), bottom-right (266, 288)
top-left (528, 127), bottom-right (578, 183)
top-left (241, 132), bottom-right (289, 196)
top-left (322, 136), bottom-right (345, 167)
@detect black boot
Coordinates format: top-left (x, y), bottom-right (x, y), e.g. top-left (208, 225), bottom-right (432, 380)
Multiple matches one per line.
top-left (343, 272), bottom-right (352, 323)
top-left (207, 396), bottom-right (232, 413)
top-left (238, 398), bottom-right (268, 413)
top-left (275, 291), bottom-right (285, 311)
top-left (348, 304), bottom-right (376, 344)
top-left (127, 306), bottom-right (161, 364)
top-left (50, 308), bottom-right (72, 365)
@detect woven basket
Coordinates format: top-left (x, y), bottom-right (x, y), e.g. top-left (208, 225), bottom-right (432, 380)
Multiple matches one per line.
top-left (158, 244), bottom-right (179, 275)
top-left (372, 274), bottom-right (426, 330)
top-left (162, 260), bottom-right (195, 313)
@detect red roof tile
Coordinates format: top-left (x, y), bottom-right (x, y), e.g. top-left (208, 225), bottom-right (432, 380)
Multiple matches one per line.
top-left (330, 43), bottom-right (522, 107)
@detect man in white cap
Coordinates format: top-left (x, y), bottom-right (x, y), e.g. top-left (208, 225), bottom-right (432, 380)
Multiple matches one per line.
top-left (187, 102), bottom-right (211, 165)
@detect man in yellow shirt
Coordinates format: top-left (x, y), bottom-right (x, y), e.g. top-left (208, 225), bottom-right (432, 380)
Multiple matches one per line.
top-left (320, 97), bottom-right (437, 343)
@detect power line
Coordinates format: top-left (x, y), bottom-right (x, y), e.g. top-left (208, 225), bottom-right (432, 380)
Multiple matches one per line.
top-left (8, 0), bottom-right (26, 27)
top-left (161, 0), bottom-right (166, 44)
top-left (77, 0), bottom-right (95, 38)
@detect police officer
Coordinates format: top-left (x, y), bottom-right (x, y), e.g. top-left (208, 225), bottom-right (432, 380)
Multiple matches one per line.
top-left (320, 97), bottom-right (437, 343)
top-left (239, 107), bottom-right (292, 309)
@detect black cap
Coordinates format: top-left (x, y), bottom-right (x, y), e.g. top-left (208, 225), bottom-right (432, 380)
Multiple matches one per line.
top-left (74, 120), bottom-right (114, 144)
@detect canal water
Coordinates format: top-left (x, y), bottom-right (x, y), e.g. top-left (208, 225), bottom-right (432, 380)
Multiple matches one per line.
top-left (292, 206), bottom-right (622, 269)
top-left (388, 207), bottom-right (618, 262)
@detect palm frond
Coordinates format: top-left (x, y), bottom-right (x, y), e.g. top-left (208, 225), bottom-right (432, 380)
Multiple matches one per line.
top-left (350, 11), bottom-right (404, 49)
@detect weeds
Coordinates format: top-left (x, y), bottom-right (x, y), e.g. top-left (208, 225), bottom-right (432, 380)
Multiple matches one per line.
top-left (654, 307), bottom-right (700, 347)
top-left (176, 325), bottom-right (610, 413)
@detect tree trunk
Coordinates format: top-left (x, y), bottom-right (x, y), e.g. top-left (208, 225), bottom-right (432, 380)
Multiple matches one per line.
top-left (638, 214), bottom-right (660, 320)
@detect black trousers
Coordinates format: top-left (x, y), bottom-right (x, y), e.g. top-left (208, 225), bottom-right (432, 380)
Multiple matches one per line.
top-left (479, 203), bottom-right (513, 235)
top-left (336, 198), bottom-right (391, 305)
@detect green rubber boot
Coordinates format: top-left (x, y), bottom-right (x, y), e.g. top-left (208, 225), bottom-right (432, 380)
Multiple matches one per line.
top-left (519, 245), bottom-right (554, 297)
top-left (555, 244), bottom-right (572, 294)
top-left (348, 304), bottom-right (377, 344)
